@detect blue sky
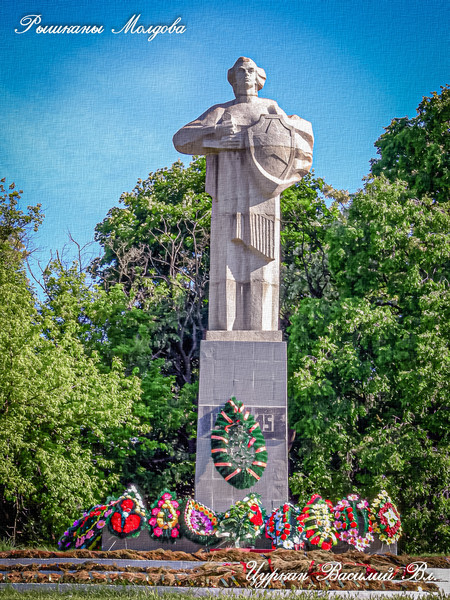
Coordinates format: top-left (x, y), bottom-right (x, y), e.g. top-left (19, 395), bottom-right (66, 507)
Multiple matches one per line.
top-left (1, 0), bottom-right (449, 275)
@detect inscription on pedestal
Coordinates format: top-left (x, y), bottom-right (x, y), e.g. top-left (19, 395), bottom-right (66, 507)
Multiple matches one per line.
top-left (199, 406), bottom-right (286, 440)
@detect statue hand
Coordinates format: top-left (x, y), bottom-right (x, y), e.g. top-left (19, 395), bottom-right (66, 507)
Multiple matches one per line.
top-left (219, 133), bottom-right (244, 149)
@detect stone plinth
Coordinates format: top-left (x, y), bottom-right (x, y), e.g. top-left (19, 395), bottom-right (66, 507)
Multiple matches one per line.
top-left (102, 526), bottom-right (272, 551)
top-left (195, 339), bottom-right (288, 513)
top-left (102, 526), bottom-right (202, 552)
top-left (206, 330), bottom-right (282, 342)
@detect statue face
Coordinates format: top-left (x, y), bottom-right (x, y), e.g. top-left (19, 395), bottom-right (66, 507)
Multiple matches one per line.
top-left (233, 62), bottom-right (258, 96)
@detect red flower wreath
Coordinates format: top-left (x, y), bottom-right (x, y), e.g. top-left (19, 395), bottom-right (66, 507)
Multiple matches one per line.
top-left (107, 491), bottom-right (147, 539)
top-left (299, 494), bottom-right (338, 551)
top-left (333, 494), bottom-right (374, 551)
top-left (370, 490), bottom-right (402, 544)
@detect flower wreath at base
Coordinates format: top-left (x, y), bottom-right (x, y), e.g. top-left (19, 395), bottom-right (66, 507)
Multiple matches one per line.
top-left (333, 493), bottom-right (374, 551)
top-left (148, 489), bottom-right (181, 541)
top-left (298, 494), bottom-right (339, 551)
top-left (265, 503), bottom-right (305, 550)
top-left (215, 493), bottom-right (265, 547)
top-left (107, 486), bottom-right (147, 539)
top-left (58, 502), bottom-right (115, 550)
top-left (211, 397), bottom-right (268, 490)
top-left (179, 499), bottom-right (218, 545)
top-left (370, 490), bottom-right (402, 544)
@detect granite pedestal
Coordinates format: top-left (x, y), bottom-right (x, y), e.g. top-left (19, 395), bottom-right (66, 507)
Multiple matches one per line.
top-left (195, 339), bottom-right (288, 514)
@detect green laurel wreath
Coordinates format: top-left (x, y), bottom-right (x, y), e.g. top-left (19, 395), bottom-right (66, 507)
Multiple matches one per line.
top-left (211, 397), bottom-right (268, 489)
top-left (215, 493), bottom-right (266, 547)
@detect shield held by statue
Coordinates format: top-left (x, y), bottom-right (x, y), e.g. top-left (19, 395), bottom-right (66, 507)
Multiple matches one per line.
top-left (247, 114), bottom-right (298, 198)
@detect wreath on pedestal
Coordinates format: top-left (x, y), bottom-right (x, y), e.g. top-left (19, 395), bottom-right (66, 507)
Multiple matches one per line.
top-left (148, 489), bottom-right (181, 542)
top-left (265, 503), bottom-right (305, 550)
top-left (298, 494), bottom-right (339, 551)
top-left (215, 493), bottom-right (265, 547)
top-left (58, 502), bottom-right (114, 550)
top-left (107, 487), bottom-right (147, 539)
top-left (333, 493), bottom-right (374, 551)
top-left (211, 397), bottom-right (267, 489)
top-left (179, 499), bottom-right (218, 545)
top-left (370, 490), bottom-right (402, 544)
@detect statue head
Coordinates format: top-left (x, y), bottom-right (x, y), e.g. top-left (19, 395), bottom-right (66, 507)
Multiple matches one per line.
top-left (227, 57), bottom-right (266, 97)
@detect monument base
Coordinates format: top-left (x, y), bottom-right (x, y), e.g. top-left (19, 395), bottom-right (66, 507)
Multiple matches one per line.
top-left (102, 526), bottom-right (396, 554)
top-left (206, 330), bottom-right (283, 342)
top-left (102, 527), bottom-right (202, 553)
top-left (195, 340), bottom-right (288, 514)
top-left (101, 528), bottom-right (273, 552)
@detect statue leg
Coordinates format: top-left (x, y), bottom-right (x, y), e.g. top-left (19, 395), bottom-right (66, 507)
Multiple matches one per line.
top-left (227, 240), bottom-right (249, 330)
top-left (208, 208), bottom-right (226, 330)
top-left (250, 259), bottom-right (279, 331)
top-left (209, 219), bottom-right (249, 331)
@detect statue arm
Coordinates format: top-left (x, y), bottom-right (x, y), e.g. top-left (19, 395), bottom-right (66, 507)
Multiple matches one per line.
top-left (289, 115), bottom-right (314, 147)
top-left (173, 121), bottom-right (217, 155)
top-left (173, 103), bottom-right (246, 155)
top-left (173, 105), bottom-right (233, 155)
top-left (264, 102), bottom-right (314, 176)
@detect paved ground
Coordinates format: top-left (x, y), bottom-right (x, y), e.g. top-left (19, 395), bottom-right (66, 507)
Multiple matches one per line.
top-left (0, 583), bottom-right (446, 596)
top-left (426, 569), bottom-right (450, 594)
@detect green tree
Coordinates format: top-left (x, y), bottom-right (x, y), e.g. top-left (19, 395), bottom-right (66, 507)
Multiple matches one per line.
top-left (289, 89), bottom-right (449, 552)
top-left (0, 183), bottom-right (141, 543)
top-left (92, 157), bottom-right (210, 386)
top-left (86, 159), bottom-right (210, 499)
top-left (288, 175), bottom-right (450, 553)
top-left (0, 179), bottom-right (42, 260)
top-left (280, 172), bottom-right (347, 328)
top-left (371, 85), bottom-right (449, 202)
top-left (41, 260), bottom-right (197, 501)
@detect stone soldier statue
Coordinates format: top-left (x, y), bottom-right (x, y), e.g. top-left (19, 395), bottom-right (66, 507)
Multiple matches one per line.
top-left (173, 57), bottom-right (313, 336)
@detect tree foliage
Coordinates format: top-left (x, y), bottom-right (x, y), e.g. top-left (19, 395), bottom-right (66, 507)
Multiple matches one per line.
top-left (371, 84), bottom-right (449, 202)
top-left (289, 88), bottom-right (449, 553)
top-left (82, 159), bottom-right (211, 500)
top-left (280, 173), bottom-right (348, 327)
top-left (40, 261), bottom-right (197, 502)
top-left (92, 158), bottom-right (210, 386)
top-left (0, 185), bottom-right (141, 543)
top-left (0, 179), bottom-right (42, 255)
